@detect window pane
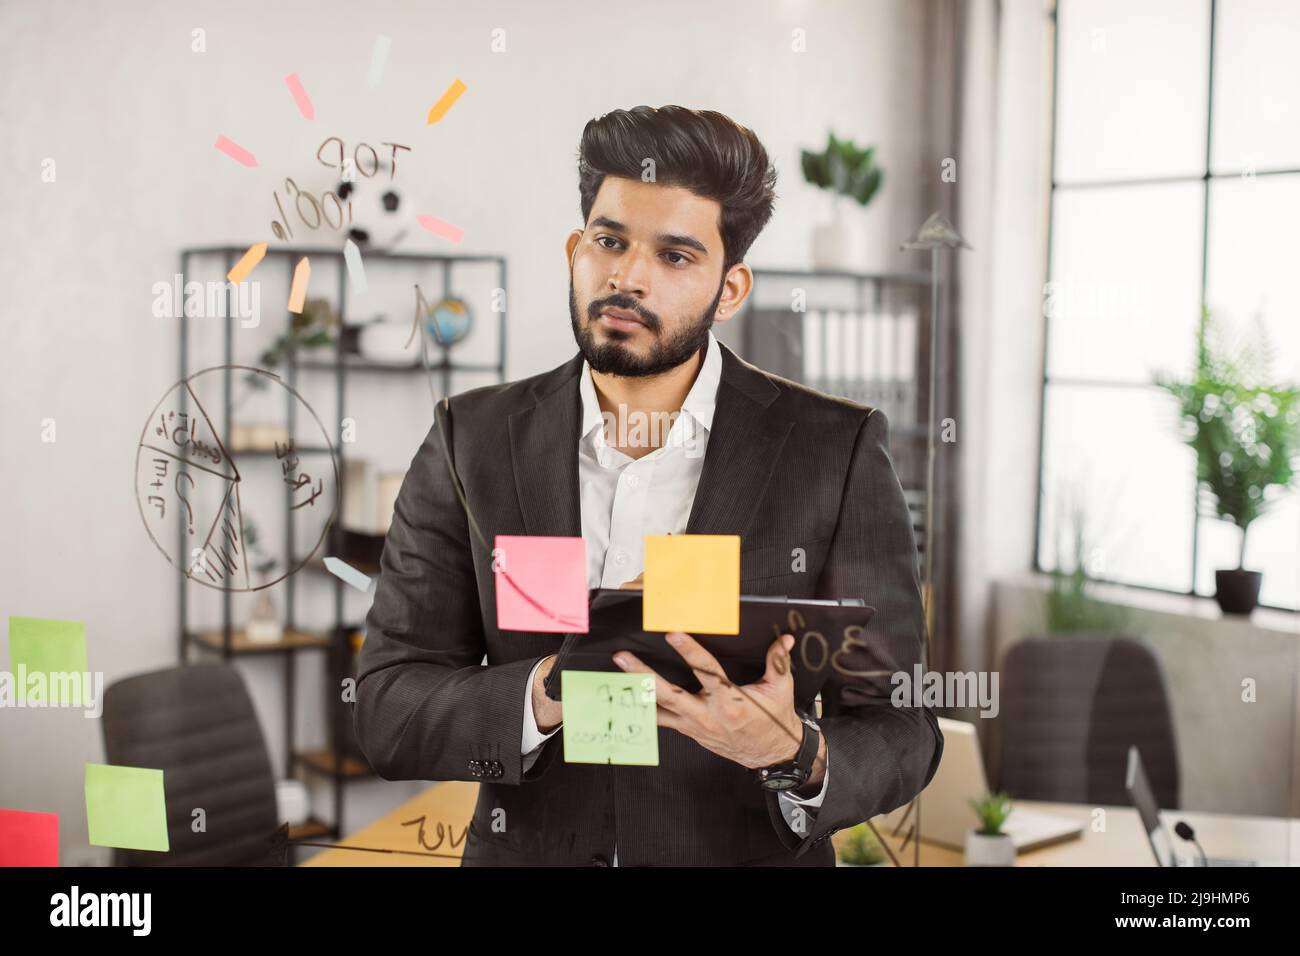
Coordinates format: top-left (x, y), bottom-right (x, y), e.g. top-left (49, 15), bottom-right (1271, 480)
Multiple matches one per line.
top-left (1055, 0), bottom-right (1209, 183)
top-left (1039, 384), bottom-right (1195, 592)
top-left (1047, 183), bottom-right (1204, 383)
top-left (1205, 174), bottom-right (1300, 382)
top-left (1211, 0), bottom-right (1300, 173)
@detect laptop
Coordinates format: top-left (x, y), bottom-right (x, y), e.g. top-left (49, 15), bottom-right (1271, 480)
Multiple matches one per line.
top-left (1125, 746), bottom-right (1255, 867)
top-left (878, 717), bottom-right (1085, 851)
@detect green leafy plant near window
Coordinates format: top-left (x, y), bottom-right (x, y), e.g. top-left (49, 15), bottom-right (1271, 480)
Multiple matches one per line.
top-left (1155, 307), bottom-right (1300, 574)
top-left (1044, 497), bottom-right (1128, 634)
top-left (967, 791), bottom-right (1013, 836)
top-left (800, 132), bottom-right (883, 207)
top-left (836, 823), bottom-right (886, 865)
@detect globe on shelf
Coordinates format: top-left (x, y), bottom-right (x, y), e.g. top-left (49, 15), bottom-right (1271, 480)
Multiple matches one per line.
top-left (424, 295), bottom-right (474, 347)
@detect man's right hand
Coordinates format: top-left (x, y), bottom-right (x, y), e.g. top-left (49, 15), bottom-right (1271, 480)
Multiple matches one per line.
top-left (532, 654), bottom-right (563, 733)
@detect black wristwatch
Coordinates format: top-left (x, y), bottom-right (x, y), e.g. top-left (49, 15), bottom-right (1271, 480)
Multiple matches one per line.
top-left (756, 711), bottom-right (821, 791)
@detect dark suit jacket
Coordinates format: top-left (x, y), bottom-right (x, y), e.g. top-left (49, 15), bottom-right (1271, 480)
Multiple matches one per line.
top-left (354, 341), bottom-right (943, 866)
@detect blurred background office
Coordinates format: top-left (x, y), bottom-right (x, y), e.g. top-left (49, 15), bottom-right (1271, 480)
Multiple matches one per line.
top-left (1, 0), bottom-right (1296, 866)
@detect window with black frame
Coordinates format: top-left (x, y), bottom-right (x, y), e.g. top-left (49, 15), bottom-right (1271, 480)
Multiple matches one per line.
top-left (1037, 0), bottom-right (1300, 612)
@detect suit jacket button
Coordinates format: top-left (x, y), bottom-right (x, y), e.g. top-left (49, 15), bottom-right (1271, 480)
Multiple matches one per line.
top-left (589, 855), bottom-right (609, 867)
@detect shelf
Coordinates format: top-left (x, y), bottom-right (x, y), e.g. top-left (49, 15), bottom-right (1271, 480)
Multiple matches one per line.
top-left (297, 357), bottom-right (422, 373)
top-left (306, 556), bottom-right (382, 578)
top-left (295, 357), bottom-right (503, 374)
top-left (188, 628), bottom-right (331, 655)
top-left (287, 818), bottom-right (336, 841)
top-left (295, 749), bottom-right (375, 779)
top-left (228, 446), bottom-right (334, 456)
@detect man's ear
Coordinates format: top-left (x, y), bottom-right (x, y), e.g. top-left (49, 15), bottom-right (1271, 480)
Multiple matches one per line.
top-left (565, 230), bottom-right (582, 273)
top-left (715, 262), bottom-right (754, 323)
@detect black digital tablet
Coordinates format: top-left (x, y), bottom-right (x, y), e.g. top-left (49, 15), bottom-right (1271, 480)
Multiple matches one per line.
top-left (544, 588), bottom-right (879, 704)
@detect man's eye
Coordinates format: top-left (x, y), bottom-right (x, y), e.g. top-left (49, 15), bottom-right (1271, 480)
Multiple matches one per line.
top-left (596, 236), bottom-right (621, 249)
top-left (663, 252), bottom-right (689, 265)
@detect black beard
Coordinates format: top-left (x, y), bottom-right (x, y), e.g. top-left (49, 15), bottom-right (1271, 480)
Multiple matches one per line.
top-left (569, 280), bottom-right (723, 378)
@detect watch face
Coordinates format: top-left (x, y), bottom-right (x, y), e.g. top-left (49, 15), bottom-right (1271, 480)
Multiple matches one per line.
top-left (761, 775), bottom-right (799, 791)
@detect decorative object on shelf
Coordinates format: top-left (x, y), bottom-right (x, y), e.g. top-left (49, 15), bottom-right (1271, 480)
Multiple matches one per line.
top-left (835, 822), bottom-right (887, 867)
top-left (376, 472), bottom-right (404, 532)
top-left (275, 779), bottom-right (311, 827)
top-left (424, 294), bottom-right (474, 348)
top-left (1156, 307), bottom-right (1300, 615)
top-left (802, 131), bottom-right (883, 271)
top-left (964, 791), bottom-right (1015, 866)
top-left (243, 518), bottom-right (283, 644)
top-left (338, 176), bottom-right (409, 252)
top-left (357, 318), bottom-right (421, 366)
top-left (228, 423), bottom-right (290, 453)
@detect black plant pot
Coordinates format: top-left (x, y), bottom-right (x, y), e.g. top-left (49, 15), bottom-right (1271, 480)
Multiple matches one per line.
top-left (1214, 569), bottom-right (1262, 615)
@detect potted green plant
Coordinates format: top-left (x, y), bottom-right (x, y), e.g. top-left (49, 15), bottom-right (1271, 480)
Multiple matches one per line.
top-left (1156, 308), bottom-right (1300, 615)
top-left (1042, 490), bottom-right (1127, 635)
top-left (835, 823), bottom-right (887, 867)
top-left (964, 791), bottom-right (1015, 866)
top-left (801, 131), bottom-right (883, 271)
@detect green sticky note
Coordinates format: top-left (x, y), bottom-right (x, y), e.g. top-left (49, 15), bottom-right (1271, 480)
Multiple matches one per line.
top-left (85, 764), bottom-right (170, 852)
top-left (8, 617), bottom-right (88, 705)
top-left (562, 670), bottom-right (658, 766)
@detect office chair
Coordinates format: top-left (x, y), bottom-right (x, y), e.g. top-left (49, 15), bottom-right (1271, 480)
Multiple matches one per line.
top-left (100, 662), bottom-right (283, 865)
top-left (997, 635), bottom-right (1180, 809)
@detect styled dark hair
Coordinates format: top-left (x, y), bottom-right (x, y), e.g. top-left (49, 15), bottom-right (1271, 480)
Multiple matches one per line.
top-left (577, 105), bottom-right (778, 273)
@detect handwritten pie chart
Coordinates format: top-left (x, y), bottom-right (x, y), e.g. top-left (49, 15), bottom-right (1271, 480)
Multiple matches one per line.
top-left (134, 366), bottom-right (339, 592)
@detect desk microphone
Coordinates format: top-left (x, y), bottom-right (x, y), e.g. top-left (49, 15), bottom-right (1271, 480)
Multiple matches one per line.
top-left (1173, 821), bottom-right (1208, 867)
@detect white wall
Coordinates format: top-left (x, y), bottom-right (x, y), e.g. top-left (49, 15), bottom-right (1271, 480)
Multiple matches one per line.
top-left (0, 0), bottom-right (934, 863)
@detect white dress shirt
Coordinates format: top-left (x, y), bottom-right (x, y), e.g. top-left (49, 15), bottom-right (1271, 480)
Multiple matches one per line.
top-left (518, 332), bottom-right (828, 857)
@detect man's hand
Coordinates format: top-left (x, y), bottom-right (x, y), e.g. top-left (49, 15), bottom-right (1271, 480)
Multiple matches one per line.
top-left (531, 655), bottom-right (563, 733)
top-left (613, 632), bottom-right (824, 783)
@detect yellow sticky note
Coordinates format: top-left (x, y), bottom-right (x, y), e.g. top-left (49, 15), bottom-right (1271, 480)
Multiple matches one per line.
top-left (643, 534), bottom-right (740, 634)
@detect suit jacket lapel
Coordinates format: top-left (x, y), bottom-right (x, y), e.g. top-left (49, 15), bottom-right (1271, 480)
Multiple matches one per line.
top-left (685, 344), bottom-right (794, 537)
top-left (508, 355), bottom-right (584, 538)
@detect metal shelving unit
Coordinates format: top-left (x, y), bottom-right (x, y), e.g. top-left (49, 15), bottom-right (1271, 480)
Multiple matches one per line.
top-left (175, 244), bottom-right (506, 850)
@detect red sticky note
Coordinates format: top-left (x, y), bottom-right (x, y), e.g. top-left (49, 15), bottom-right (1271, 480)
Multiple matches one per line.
top-left (0, 809), bottom-right (59, 866)
top-left (494, 535), bottom-right (588, 633)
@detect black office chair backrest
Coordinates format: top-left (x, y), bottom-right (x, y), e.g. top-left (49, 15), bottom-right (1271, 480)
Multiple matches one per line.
top-left (998, 635), bottom-right (1180, 809)
top-left (100, 663), bottom-right (281, 865)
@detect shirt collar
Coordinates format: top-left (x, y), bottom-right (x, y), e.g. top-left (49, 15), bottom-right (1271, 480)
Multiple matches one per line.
top-left (579, 330), bottom-right (722, 443)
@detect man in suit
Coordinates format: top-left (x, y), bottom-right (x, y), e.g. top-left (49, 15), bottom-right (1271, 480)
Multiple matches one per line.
top-left (354, 105), bottom-right (943, 866)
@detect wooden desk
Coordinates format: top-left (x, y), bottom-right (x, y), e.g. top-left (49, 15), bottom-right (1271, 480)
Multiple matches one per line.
top-left (863, 802), bottom-right (1299, 867)
top-left (302, 782), bottom-right (480, 867)
top-left (303, 785), bottom-right (1297, 866)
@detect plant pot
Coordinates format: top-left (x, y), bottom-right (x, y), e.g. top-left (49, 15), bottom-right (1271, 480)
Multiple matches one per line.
top-left (1214, 569), bottom-right (1262, 616)
top-left (811, 202), bottom-right (869, 272)
top-left (964, 830), bottom-right (1015, 867)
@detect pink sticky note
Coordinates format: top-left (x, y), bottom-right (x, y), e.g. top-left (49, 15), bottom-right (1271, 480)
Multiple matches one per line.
top-left (416, 214), bottom-right (465, 244)
top-left (214, 134), bottom-right (258, 167)
top-left (494, 535), bottom-right (588, 633)
top-left (0, 809), bottom-right (59, 866)
top-left (285, 73), bottom-right (315, 120)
